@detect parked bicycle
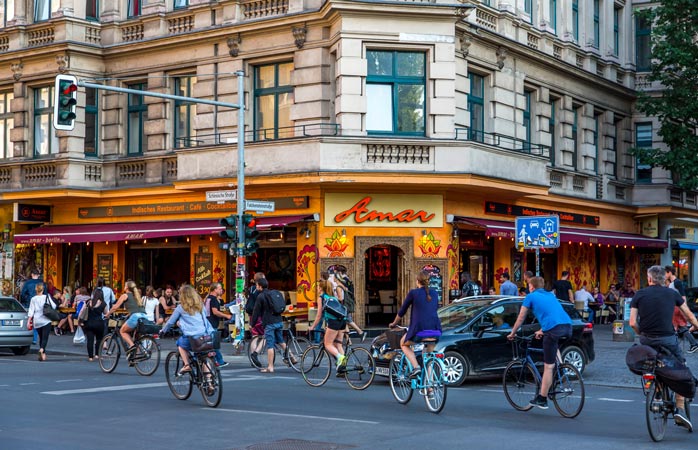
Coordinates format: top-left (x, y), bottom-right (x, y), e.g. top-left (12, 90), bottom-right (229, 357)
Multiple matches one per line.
top-left (502, 334), bottom-right (585, 418)
top-left (300, 329), bottom-right (375, 390)
top-left (388, 326), bottom-right (447, 413)
top-left (165, 349), bottom-right (223, 408)
top-left (247, 317), bottom-right (310, 373)
top-left (98, 314), bottom-right (161, 376)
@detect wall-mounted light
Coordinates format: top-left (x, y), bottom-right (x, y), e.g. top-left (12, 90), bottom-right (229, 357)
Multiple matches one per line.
top-left (341, 228), bottom-right (346, 237)
top-left (300, 226), bottom-right (311, 239)
top-left (422, 230), bottom-right (427, 237)
top-left (452, 227), bottom-right (459, 239)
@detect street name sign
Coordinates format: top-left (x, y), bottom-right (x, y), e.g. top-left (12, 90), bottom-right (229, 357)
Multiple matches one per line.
top-left (206, 190), bottom-right (237, 202)
top-left (244, 200), bottom-right (275, 213)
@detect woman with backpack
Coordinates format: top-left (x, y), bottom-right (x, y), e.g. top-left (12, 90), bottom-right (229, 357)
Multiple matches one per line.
top-left (335, 272), bottom-right (367, 343)
top-left (310, 279), bottom-right (348, 376)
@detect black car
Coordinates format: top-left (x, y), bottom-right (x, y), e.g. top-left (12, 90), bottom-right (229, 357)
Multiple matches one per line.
top-left (370, 295), bottom-right (595, 386)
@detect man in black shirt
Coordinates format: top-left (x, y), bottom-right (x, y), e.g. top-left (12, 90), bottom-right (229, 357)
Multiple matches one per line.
top-left (251, 278), bottom-right (289, 373)
top-left (552, 271), bottom-right (574, 303)
top-left (206, 282), bottom-right (230, 368)
top-left (630, 265), bottom-right (698, 431)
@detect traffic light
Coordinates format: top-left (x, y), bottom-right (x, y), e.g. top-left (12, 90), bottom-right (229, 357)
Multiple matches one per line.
top-left (53, 74), bottom-right (78, 131)
top-left (219, 215), bottom-right (238, 250)
top-left (241, 213), bottom-right (259, 255)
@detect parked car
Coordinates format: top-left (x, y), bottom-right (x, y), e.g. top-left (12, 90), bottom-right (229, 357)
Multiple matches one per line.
top-left (370, 295), bottom-right (595, 386)
top-left (0, 296), bottom-right (33, 355)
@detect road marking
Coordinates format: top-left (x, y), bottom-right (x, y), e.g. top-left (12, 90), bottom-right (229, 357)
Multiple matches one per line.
top-left (598, 398), bottom-right (634, 403)
top-left (477, 389), bottom-right (503, 393)
top-left (55, 379), bottom-right (83, 383)
top-left (208, 408), bottom-right (379, 425)
top-left (20, 383), bottom-right (38, 386)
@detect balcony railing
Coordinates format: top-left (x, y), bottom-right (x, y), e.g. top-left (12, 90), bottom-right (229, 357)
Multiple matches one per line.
top-left (174, 122), bottom-right (341, 148)
top-left (455, 128), bottom-right (551, 159)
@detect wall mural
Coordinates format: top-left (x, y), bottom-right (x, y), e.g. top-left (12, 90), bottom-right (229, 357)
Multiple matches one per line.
top-left (447, 238), bottom-right (459, 290)
top-left (417, 231), bottom-right (441, 258)
top-left (568, 244), bottom-right (598, 290)
top-left (624, 253), bottom-right (640, 290)
top-left (297, 244), bottom-right (318, 305)
top-left (46, 246), bottom-right (58, 290)
top-left (324, 229), bottom-right (349, 257)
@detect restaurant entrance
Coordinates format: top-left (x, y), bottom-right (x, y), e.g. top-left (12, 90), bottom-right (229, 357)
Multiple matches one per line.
top-left (62, 243), bottom-right (94, 291)
top-left (126, 244), bottom-right (190, 290)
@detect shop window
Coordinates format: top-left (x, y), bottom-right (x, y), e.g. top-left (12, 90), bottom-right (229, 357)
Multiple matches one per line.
top-left (366, 50), bottom-right (425, 136)
top-left (672, 249), bottom-right (692, 287)
top-left (174, 75), bottom-right (197, 148)
top-left (635, 122), bottom-right (652, 183)
top-left (0, 91), bottom-right (12, 159)
top-left (85, 87), bottom-right (98, 156)
top-left (127, 83), bottom-right (147, 155)
top-left (34, 0), bottom-right (58, 22)
top-left (2, 0), bottom-right (15, 26)
top-left (254, 62), bottom-right (294, 141)
top-left (468, 73), bottom-right (485, 142)
top-left (86, 0), bottom-right (99, 20)
top-left (33, 86), bottom-right (59, 156)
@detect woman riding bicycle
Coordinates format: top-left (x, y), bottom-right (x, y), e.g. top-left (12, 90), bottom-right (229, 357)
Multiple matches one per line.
top-left (310, 279), bottom-right (348, 375)
top-left (104, 280), bottom-right (147, 355)
top-left (160, 284), bottom-right (216, 375)
top-left (389, 270), bottom-right (442, 379)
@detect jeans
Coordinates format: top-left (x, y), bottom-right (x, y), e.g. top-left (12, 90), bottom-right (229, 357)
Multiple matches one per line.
top-left (214, 349), bottom-right (224, 365)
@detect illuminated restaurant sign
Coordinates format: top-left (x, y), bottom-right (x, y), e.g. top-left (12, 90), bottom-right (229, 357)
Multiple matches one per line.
top-left (325, 193), bottom-right (443, 228)
top-left (485, 201), bottom-right (600, 226)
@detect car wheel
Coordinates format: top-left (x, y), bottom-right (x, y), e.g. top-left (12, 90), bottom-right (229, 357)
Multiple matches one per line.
top-left (442, 351), bottom-right (468, 386)
top-left (12, 346), bottom-right (30, 356)
top-left (560, 345), bottom-right (586, 374)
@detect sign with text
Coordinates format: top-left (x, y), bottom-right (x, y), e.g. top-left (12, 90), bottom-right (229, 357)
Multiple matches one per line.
top-left (485, 201), bottom-right (599, 226)
top-left (244, 200), bottom-right (275, 213)
top-left (194, 253), bottom-right (213, 297)
top-left (515, 215), bottom-right (560, 248)
top-left (14, 203), bottom-right (51, 223)
top-left (325, 193), bottom-right (443, 228)
top-left (97, 254), bottom-right (113, 287)
top-left (206, 190), bottom-right (237, 202)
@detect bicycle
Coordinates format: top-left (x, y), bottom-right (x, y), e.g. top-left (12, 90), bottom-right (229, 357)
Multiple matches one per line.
top-left (387, 326), bottom-right (447, 414)
top-left (247, 317), bottom-right (310, 373)
top-left (502, 334), bottom-right (585, 418)
top-left (300, 329), bottom-right (375, 390)
top-left (165, 349), bottom-right (223, 408)
top-left (98, 315), bottom-right (161, 376)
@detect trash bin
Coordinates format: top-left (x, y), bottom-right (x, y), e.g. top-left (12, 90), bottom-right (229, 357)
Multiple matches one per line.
top-left (613, 320), bottom-right (635, 342)
top-left (612, 320), bottom-right (624, 335)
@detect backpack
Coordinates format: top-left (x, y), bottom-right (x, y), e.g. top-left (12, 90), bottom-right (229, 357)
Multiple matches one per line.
top-left (342, 288), bottom-right (355, 313)
top-left (655, 350), bottom-right (697, 398)
top-left (266, 290), bottom-right (286, 315)
top-left (323, 294), bottom-right (347, 320)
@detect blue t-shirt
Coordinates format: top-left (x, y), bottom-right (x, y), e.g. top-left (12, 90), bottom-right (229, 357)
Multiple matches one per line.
top-left (522, 288), bottom-right (572, 332)
top-left (500, 280), bottom-right (518, 296)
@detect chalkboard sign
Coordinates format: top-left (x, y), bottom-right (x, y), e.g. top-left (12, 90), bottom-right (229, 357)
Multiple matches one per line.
top-left (97, 254), bottom-right (113, 287)
top-left (422, 264), bottom-right (443, 307)
top-left (195, 253), bottom-right (213, 297)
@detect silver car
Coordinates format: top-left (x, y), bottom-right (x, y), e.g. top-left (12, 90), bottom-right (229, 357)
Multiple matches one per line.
top-left (0, 296), bottom-right (33, 355)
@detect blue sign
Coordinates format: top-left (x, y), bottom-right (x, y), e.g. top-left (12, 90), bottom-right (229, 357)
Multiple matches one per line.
top-left (515, 215), bottom-right (560, 248)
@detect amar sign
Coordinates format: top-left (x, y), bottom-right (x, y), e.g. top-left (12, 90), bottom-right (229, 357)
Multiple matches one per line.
top-left (325, 193), bottom-right (443, 228)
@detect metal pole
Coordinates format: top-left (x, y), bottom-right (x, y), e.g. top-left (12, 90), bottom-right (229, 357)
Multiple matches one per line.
top-left (535, 247), bottom-right (540, 277)
top-left (235, 71), bottom-right (246, 302)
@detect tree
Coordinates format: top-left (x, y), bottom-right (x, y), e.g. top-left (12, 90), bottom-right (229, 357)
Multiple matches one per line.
top-left (633, 1), bottom-right (698, 190)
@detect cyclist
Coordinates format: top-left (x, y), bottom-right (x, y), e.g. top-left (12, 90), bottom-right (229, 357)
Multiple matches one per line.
top-left (104, 280), bottom-right (147, 356)
top-left (629, 265), bottom-right (698, 430)
top-left (388, 270), bottom-right (441, 379)
top-left (507, 276), bottom-right (572, 410)
top-left (310, 279), bottom-right (348, 375)
top-left (160, 284), bottom-right (216, 377)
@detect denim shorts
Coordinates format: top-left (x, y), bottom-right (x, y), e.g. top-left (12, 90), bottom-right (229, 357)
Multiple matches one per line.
top-left (176, 335), bottom-right (192, 352)
top-left (125, 312), bottom-right (147, 329)
top-left (264, 322), bottom-right (284, 349)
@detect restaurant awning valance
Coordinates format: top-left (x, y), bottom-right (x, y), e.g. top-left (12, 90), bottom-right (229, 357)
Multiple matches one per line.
top-left (452, 216), bottom-right (668, 249)
top-left (673, 240), bottom-right (698, 251)
top-left (14, 215), bottom-right (316, 245)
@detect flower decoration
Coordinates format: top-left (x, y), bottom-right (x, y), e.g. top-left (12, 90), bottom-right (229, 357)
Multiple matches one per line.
top-left (324, 229), bottom-right (349, 257)
top-left (447, 240), bottom-right (459, 289)
top-left (418, 231), bottom-right (442, 258)
top-left (297, 244), bottom-right (318, 303)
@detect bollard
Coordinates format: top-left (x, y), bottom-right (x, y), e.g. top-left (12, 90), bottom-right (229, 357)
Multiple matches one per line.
top-left (612, 320), bottom-right (635, 342)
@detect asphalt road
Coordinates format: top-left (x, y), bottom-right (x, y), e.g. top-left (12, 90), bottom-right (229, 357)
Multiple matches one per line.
top-left (1, 349), bottom-right (695, 450)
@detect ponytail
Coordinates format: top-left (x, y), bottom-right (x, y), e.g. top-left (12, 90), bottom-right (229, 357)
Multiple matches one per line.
top-left (416, 270), bottom-right (432, 302)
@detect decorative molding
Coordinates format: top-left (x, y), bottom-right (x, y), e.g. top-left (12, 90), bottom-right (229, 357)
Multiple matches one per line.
top-left (55, 54), bottom-right (70, 73)
top-left (292, 24), bottom-right (307, 49)
top-left (496, 47), bottom-right (508, 70)
top-left (227, 34), bottom-right (242, 57)
top-left (459, 35), bottom-right (472, 57)
top-left (10, 61), bottom-right (23, 81)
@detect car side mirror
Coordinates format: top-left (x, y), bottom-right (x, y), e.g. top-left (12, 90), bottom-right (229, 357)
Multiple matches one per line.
top-left (473, 321), bottom-right (494, 337)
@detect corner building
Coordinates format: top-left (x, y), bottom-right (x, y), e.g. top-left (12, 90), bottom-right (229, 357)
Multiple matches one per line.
top-left (0, 1), bottom-right (693, 328)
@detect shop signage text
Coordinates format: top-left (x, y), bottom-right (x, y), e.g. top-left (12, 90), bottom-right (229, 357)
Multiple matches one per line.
top-left (325, 193), bottom-right (443, 228)
top-left (640, 216), bottom-right (659, 238)
top-left (14, 203), bottom-right (51, 223)
top-left (485, 201), bottom-right (600, 226)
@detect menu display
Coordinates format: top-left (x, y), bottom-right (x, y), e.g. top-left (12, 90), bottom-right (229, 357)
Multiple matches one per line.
top-left (194, 253), bottom-right (213, 297)
top-left (97, 254), bottom-right (113, 287)
top-left (422, 264), bottom-right (443, 307)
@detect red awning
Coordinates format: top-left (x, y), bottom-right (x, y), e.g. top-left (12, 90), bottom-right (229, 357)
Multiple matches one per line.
top-left (453, 216), bottom-right (667, 249)
top-left (14, 215), bottom-right (314, 245)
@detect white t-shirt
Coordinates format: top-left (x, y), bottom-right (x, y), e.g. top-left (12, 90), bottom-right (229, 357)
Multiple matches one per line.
top-left (143, 296), bottom-right (159, 322)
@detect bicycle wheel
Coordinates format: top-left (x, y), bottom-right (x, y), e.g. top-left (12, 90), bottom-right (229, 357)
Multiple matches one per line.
top-left (133, 336), bottom-right (160, 376)
top-left (389, 356), bottom-right (413, 404)
top-left (98, 334), bottom-right (120, 373)
top-left (646, 380), bottom-right (667, 442)
top-left (247, 335), bottom-right (267, 369)
top-left (344, 347), bottom-right (376, 390)
top-left (286, 336), bottom-right (311, 373)
top-left (502, 360), bottom-right (538, 411)
top-left (551, 363), bottom-right (585, 418)
top-left (165, 351), bottom-right (192, 400)
top-left (301, 346), bottom-right (331, 387)
top-left (199, 356), bottom-right (223, 408)
top-left (423, 359), bottom-right (447, 414)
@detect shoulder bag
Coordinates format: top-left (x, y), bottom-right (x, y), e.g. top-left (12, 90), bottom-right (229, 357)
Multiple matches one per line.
top-left (43, 295), bottom-right (61, 322)
top-left (188, 311), bottom-right (221, 352)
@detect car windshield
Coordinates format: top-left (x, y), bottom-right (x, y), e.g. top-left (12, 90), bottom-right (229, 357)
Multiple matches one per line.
top-left (438, 301), bottom-right (489, 329)
top-left (0, 298), bottom-right (24, 312)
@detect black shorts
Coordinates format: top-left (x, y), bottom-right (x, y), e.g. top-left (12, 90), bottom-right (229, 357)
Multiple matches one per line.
top-left (326, 319), bottom-right (346, 331)
top-left (542, 324), bottom-right (572, 364)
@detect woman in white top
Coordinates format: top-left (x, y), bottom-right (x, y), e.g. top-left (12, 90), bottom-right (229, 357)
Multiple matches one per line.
top-left (27, 283), bottom-right (56, 361)
top-left (143, 285), bottom-right (160, 323)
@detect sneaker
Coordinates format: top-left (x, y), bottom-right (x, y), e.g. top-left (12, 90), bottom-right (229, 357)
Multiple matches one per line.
top-left (337, 355), bottom-right (348, 368)
top-left (408, 368), bottom-right (421, 379)
top-left (361, 331), bottom-right (367, 343)
top-left (126, 345), bottom-right (137, 354)
top-left (529, 395), bottom-right (549, 410)
top-left (218, 361), bottom-right (229, 368)
top-left (688, 345), bottom-right (698, 354)
top-left (675, 408), bottom-right (693, 431)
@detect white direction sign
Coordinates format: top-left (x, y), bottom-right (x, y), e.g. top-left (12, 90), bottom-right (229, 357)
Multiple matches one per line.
top-left (206, 190), bottom-right (237, 202)
top-left (244, 200), bottom-right (275, 213)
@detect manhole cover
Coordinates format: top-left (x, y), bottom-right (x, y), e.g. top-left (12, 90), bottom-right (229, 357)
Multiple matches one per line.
top-left (236, 439), bottom-right (356, 450)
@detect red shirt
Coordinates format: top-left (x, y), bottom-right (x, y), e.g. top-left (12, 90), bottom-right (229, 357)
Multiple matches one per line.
top-left (673, 306), bottom-right (687, 328)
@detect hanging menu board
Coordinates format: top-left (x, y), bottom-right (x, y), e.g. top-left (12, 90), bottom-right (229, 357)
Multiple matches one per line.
top-left (97, 254), bottom-right (113, 287)
top-left (422, 264), bottom-right (443, 307)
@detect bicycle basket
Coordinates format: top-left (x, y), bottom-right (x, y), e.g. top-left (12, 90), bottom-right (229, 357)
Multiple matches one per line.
top-left (625, 344), bottom-right (657, 376)
top-left (386, 329), bottom-right (406, 350)
top-left (137, 318), bottom-right (161, 335)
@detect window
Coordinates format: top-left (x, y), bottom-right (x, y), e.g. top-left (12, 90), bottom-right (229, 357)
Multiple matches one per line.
top-left (572, 0), bottom-right (579, 41)
top-left (549, 97), bottom-right (558, 165)
top-left (524, 0), bottom-right (532, 20)
top-left (127, 83), bottom-right (147, 155)
top-left (468, 73), bottom-right (485, 142)
top-left (613, 6), bottom-right (620, 57)
top-left (174, 0), bottom-right (188, 9)
top-left (1, 0), bottom-right (15, 26)
top-left (0, 91), bottom-right (12, 159)
top-left (550, 0), bottom-right (557, 34)
top-left (366, 51), bottom-right (425, 136)
top-left (85, 87), bottom-right (98, 156)
top-left (254, 62), bottom-right (294, 141)
top-left (33, 86), bottom-right (58, 156)
top-left (636, 14), bottom-right (651, 72)
top-left (572, 106), bottom-right (580, 170)
top-left (593, 0), bottom-right (600, 49)
top-left (593, 113), bottom-right (601, 174)
top-left (635, 122), bottom-right (652, 183)
top-left (174, 75), bottom-right (197, 148)
top-left (34, 0), bottom-right (58, 22)
top-left (523, 90), bottom-right (533, 151)
top-left (611, 119), bottom-right (621, 178)
top-left (86, 0), bottom-right (98, 20)
top-left (127, 0), bottom-right (141, 18)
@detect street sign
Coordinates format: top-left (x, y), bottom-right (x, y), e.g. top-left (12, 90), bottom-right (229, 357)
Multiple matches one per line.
top-left (515, 215), bottom-right (560, 249)
top-left (244, 200), bottom-right (275, 213)
top-left (206, 190), bottom-right (237, 202)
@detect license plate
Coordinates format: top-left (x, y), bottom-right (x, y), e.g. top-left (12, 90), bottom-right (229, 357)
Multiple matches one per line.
top-left (2, 319), bottom-right (20, 326)
top-left (375, 366), bottom-right (390, 376)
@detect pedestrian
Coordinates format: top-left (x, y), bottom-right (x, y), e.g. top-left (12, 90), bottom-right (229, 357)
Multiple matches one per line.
top-left (499, 272), bottom-right (518, 296)
top-left (460, 271), bottom-right (481, 297)
top-left (250, 277), bottom-right (292, 373)
top-left (574, 285), bottom-right (595, 323)
top-left (81, 288), bottom-right (106, 362)
top-left (27, 283), bottom-right (56, 362)
top-left (206, 282), bottom-right (231, 368)
top-left (335, 269), bottom-right (367, 342)
top-left (246, 272), bottom-right (266, 367)
top-left (523, 270), bottom-right (534, 291)
top-left (21, 269), bottom-right (43, 345)
top-left (96, 277), bottom-right (116, 312)
top-left (666, 266), bottom-right (698, 353)
top-left (142, 286), bottom-right (160, 323)
top-left (552, 270), bottom-right (574, 303)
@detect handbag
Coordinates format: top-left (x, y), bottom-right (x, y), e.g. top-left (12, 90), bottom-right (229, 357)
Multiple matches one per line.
top-left (323, 295), bottom-right (347, 320)
top-left (43, 295), bottom-right (61, 322)
top-left (187, 312), bottom-right (221, 352)
top-left (77, 300), bottom-right (90, 323)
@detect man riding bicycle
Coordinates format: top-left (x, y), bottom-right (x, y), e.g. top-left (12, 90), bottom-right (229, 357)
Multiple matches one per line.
top-left (629, 265), bottom-right (698, 430)
top-left (507, 276), bottom-right (572, 410)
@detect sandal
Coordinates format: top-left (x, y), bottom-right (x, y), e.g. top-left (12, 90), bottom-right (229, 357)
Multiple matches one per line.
top-left (177, 365), bottom-right (192, 376)
top-left (259, 368), bottom-right (274, 373)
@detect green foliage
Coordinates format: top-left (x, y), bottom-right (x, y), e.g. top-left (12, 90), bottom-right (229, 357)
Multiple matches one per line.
top-left (633, 1), bottom-right (698, 189)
